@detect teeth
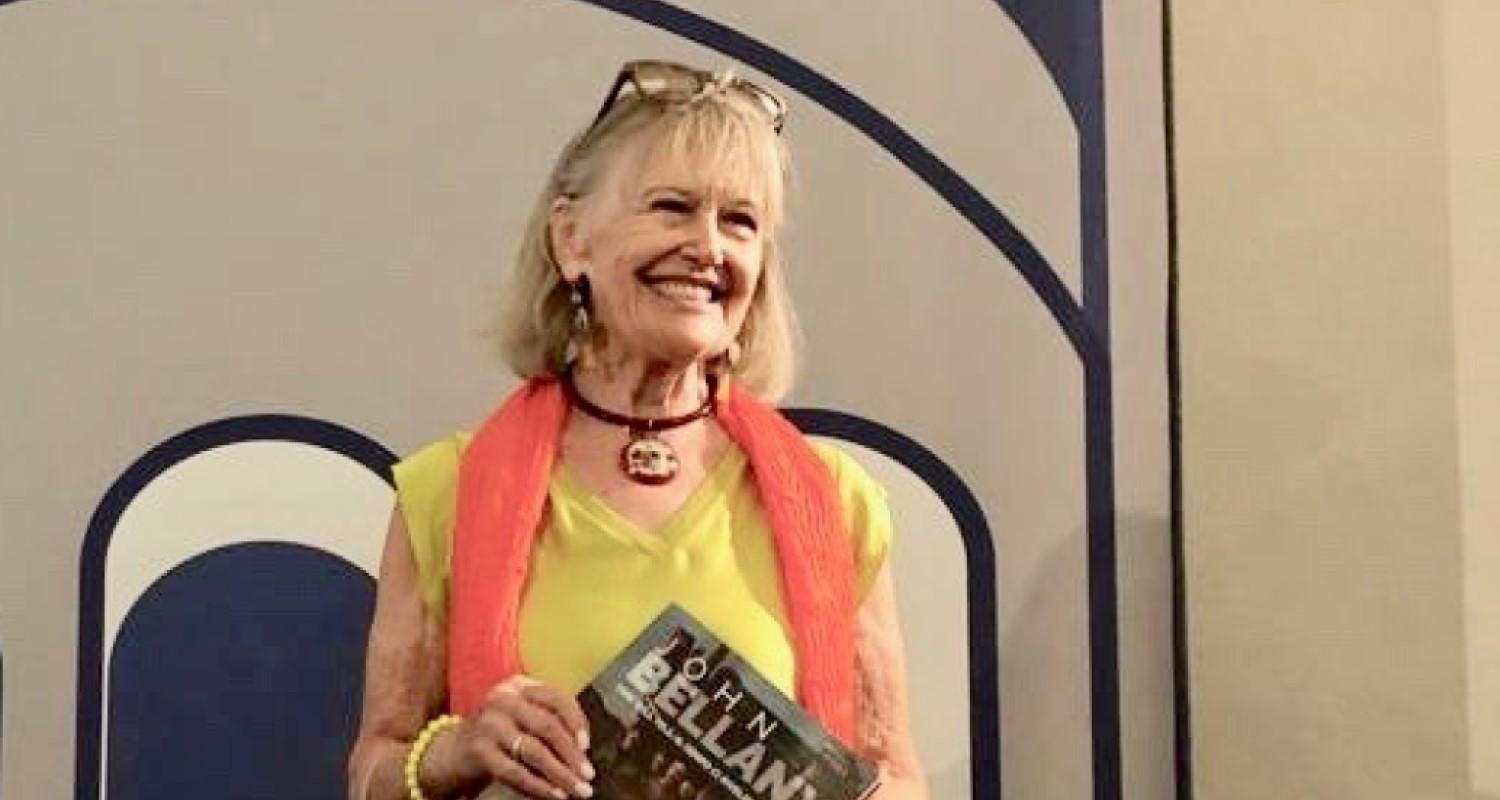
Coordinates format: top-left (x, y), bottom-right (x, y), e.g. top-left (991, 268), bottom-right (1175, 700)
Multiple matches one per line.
top-left (649, 281), bottom-right (715, 302)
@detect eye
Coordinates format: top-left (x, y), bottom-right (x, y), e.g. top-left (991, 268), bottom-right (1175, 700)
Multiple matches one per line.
top-left (650, 197), bottom-right (692, 214)
top-left (723, 210), bottom-right (759, 233)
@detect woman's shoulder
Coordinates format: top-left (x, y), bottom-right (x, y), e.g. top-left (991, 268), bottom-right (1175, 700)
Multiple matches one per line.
top-left (392, 431), bottom-right (475, 503)
top-left (391, 430), bottom-right (472, 617)
top-left (394, 430), bottom-right (473, 480)
top-left (807, 439), bottom-right (888, 501)
top-left (805, 439), bottom-right (893, 598)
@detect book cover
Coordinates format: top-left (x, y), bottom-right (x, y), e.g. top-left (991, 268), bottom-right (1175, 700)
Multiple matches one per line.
top-left (480, 604), bottom-right (879, 800)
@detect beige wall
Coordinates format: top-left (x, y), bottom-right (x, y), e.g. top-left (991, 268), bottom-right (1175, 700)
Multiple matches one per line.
top-left (1178, 1), bottom-right (1496, 797)
top-left (1447, 0), bottom-right (1500, 795)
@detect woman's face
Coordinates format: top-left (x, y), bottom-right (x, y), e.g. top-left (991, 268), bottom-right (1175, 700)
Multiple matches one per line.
top-left (554, 132), bottom-right (771, 368)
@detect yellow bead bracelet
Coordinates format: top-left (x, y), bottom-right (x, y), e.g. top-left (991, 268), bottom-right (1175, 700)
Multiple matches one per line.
top-left (403, 714), bottom-right (462, 800)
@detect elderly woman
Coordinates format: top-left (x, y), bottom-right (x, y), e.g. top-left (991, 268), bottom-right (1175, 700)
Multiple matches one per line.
top-left (348, 60), bottom-right (927, 800)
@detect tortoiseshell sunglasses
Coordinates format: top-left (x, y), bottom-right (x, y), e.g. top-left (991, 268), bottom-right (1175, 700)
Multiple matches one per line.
top-left (591, 59), bottom-right (787, 134)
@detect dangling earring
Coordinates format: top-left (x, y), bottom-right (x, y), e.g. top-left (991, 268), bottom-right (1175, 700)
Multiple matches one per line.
top-left (566, 275), bottom-right (593, 367)
top-left (723, 339), bottom-right (743, 370)
top-left (570, 280), bottom-right (591, 337)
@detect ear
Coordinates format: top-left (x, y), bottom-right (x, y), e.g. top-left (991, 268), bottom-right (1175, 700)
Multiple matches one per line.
top-left (549, 196), bottom-right (589, 283)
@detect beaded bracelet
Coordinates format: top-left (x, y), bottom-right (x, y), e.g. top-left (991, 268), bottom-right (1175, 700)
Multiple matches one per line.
top-left (404, 713), bottom-right (463, 800)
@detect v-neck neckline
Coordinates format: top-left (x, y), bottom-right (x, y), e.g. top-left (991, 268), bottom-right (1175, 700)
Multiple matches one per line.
top-left (551, 444), bottom-right (748, 551)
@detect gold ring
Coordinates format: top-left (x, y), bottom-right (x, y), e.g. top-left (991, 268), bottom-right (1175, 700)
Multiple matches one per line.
top-left (508, 733), bottom-right (528, 763)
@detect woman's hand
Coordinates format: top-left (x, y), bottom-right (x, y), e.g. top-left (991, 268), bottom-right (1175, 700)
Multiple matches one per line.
top-left (433, 675), bottom-right (596, 799)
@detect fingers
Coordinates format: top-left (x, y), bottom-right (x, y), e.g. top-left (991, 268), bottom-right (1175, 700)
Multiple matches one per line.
top-left (519, 681), bottom-right (592, 751)
top-left (473, 737), bottom-right (570, 800)
top-left (509, 702), bottom-right (594, 786)
top-left (490, 679), bottom-right (592, 775)
top-left (517, 734), bottom-right (594, 799)
top-left (474, 676), bottom-right (595, 799)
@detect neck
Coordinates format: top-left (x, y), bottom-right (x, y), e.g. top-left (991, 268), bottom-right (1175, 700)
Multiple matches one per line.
top-left (571, 352), bottom-right (711, 420)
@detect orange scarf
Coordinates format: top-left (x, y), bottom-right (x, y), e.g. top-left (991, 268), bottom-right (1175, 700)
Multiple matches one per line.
top-left (448, 377), bottom-right (858, 744)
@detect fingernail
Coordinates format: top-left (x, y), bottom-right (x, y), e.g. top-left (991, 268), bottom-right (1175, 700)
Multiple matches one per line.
top-left (574, 781), bottom-right (594, 798)
top-left (551, 789), bottom-right (566, 800)
top-left (577, 730), bottom-right (590, 751)
top-left (581, 761), bottom-right (596, 781)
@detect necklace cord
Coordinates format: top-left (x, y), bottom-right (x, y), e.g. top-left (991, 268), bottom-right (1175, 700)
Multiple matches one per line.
top-left (560, 368), bottom-right (717, 433)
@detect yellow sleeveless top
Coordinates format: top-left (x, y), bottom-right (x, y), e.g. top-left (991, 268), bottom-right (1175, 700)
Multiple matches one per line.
top-left (392, 432), bottom-right (892, 697)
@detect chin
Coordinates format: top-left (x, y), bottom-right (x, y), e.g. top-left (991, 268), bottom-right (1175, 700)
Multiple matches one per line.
top-left (641, 327), bottom-right (725, 365)
top-left (647, 341), bottom-right (720, 369)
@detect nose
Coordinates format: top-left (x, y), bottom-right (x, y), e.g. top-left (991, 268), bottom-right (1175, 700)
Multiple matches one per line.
top-left (680, 210), bottom-right (725, 268)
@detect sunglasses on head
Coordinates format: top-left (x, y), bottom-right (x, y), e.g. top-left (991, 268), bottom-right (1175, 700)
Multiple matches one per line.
top-left (591, 59), bottom-right (788, 134)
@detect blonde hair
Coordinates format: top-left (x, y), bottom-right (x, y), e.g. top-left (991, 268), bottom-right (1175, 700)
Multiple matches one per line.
top-left (495, 80), bottom-right (800, 402)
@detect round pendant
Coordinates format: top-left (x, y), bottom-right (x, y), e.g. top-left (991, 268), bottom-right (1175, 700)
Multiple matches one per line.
top-left (619, 433), bottom-right (679, 485)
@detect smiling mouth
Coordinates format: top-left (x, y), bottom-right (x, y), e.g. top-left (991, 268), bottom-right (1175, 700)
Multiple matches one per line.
top-left (640, 275), bottom-right (728, 304)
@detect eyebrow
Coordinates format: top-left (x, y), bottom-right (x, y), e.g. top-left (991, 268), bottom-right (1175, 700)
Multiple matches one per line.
top-left (642, 184), bottom-right (692, 197)
top-left (641, 184), bottom-right (762, 212)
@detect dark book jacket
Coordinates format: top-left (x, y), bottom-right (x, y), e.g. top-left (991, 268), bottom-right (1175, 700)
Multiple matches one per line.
top-left (479, 604), bottom-right (879, 800)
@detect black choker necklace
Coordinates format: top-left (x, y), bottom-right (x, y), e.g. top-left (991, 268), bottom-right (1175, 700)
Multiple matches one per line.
top-left (560, 369), bottom-right (718, 486)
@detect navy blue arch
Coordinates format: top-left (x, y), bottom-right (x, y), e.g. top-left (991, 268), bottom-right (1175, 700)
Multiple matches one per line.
top-left (991, 1), bottom-right (1105, 128)
top-left (107, 542), bottom-right (374, 799)
top-left (979, 5), bottom-right (1121, 797)
top-left (787, 408), bottom-right (1000, 800)
top-left (75, 415), bottom-right (397, 800)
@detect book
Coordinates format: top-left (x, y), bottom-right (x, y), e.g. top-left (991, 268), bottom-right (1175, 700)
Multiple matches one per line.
top-left (478, 604), bottom-right (880, 800)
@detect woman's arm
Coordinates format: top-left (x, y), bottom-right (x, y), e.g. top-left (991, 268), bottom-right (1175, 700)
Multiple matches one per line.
top-left (854, 563), bottom-right (929, 800)
top-left (347, 506), bottom-right (484, 800)
top-left (348, 507), bottom-right (595, 800)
